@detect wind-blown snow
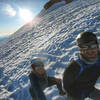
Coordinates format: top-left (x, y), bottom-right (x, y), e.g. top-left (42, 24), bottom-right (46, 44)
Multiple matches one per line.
top-left (0, 0), bottom-right (100, 100)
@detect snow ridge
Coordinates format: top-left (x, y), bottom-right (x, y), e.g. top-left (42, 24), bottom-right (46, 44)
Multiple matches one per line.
top-left (0, 0), bottom-right (100, 100)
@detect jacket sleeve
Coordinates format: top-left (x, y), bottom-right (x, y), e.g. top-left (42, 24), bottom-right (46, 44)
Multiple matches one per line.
top-left (63, 60), bottom-right (80, 93)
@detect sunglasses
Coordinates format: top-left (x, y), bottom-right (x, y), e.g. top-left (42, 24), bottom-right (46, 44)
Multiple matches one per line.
top-left (31, 63), bottom-right (44, 69)
top-left (79, 43), bottom-right (97, 50)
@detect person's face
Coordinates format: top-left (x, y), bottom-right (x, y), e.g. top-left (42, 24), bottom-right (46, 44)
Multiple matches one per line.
top-left (33, 62), bottom-right (46, 75)
top-left (78, 41), bottom-right (98, 61)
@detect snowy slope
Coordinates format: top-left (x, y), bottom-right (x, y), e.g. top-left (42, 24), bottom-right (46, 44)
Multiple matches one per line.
top-left (0, 0), bottom-right (100, 100)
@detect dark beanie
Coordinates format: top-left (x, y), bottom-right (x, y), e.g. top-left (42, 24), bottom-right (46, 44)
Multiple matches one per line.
top-left (76, 31), bottom-right (98, 46)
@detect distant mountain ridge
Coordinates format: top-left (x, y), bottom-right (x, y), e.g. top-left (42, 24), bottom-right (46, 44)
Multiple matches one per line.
top-left (0, 36), bottom-right (8, 42)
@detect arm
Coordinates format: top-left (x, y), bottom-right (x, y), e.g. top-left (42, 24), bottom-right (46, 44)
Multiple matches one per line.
top-left (47, 76), bottom-right (62, 86)
top-left (47, 76), bottom-right (65, 95)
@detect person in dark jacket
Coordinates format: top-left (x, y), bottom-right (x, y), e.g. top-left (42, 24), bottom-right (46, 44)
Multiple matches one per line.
top-left (63, 31), bottom-right (100, 100)
top-left (29, 57), bottom-right (65, 100)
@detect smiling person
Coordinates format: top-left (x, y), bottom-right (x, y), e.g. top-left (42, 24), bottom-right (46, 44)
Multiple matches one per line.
top-left (63, 31), bottom-right (100, 100)
top-left (29, 57), bottom-right (65, 100)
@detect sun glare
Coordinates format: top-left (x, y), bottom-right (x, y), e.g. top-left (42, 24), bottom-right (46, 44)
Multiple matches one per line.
top-left (19, 8), bottom-right (33, 23)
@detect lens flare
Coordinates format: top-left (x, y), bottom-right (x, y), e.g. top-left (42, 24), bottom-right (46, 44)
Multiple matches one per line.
top-left (19, 8), bottom-right (33, 23)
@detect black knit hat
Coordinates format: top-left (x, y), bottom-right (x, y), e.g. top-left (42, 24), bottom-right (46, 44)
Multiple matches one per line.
top-left (76, 31), bottom-right (98, 46)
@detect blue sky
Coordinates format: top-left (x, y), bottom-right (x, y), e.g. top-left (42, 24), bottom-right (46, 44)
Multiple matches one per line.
top-left (0, 0), bottom-right (49, 38)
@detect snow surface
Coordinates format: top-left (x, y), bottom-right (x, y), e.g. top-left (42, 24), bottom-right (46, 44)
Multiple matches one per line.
top-left (0, 0), bottom-right (100, 100)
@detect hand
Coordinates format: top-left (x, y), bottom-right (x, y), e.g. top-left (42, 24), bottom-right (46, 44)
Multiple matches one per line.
top-left (55, 78), bottom-right (62, 84)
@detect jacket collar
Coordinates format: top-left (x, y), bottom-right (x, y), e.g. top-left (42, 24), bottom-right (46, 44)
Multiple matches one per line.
top-left (79, 54), bottom-right (98, 65)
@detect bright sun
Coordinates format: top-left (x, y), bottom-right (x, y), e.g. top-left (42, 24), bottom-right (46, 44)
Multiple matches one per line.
top-left (19, 8), bottom-right (33, 23)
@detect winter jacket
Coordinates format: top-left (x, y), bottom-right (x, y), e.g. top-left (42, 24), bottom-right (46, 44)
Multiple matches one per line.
top-left (63, 53), bottom-right (100, 99)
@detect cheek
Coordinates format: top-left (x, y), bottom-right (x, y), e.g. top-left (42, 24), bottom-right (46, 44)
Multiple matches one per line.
top-left (81, 49), bottom-right (98, 56)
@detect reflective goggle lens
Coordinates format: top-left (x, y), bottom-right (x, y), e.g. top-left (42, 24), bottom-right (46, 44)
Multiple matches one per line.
top-left (31, 63), bottom-right (44, 69)
top-left (80, 44), bottom-right (97, 50)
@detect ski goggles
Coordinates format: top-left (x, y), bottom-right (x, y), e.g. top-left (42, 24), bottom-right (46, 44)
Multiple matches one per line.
top-left (79, 43), bottom-right (97, 50)
top-left (31, 63), bottom-right (44, 69)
